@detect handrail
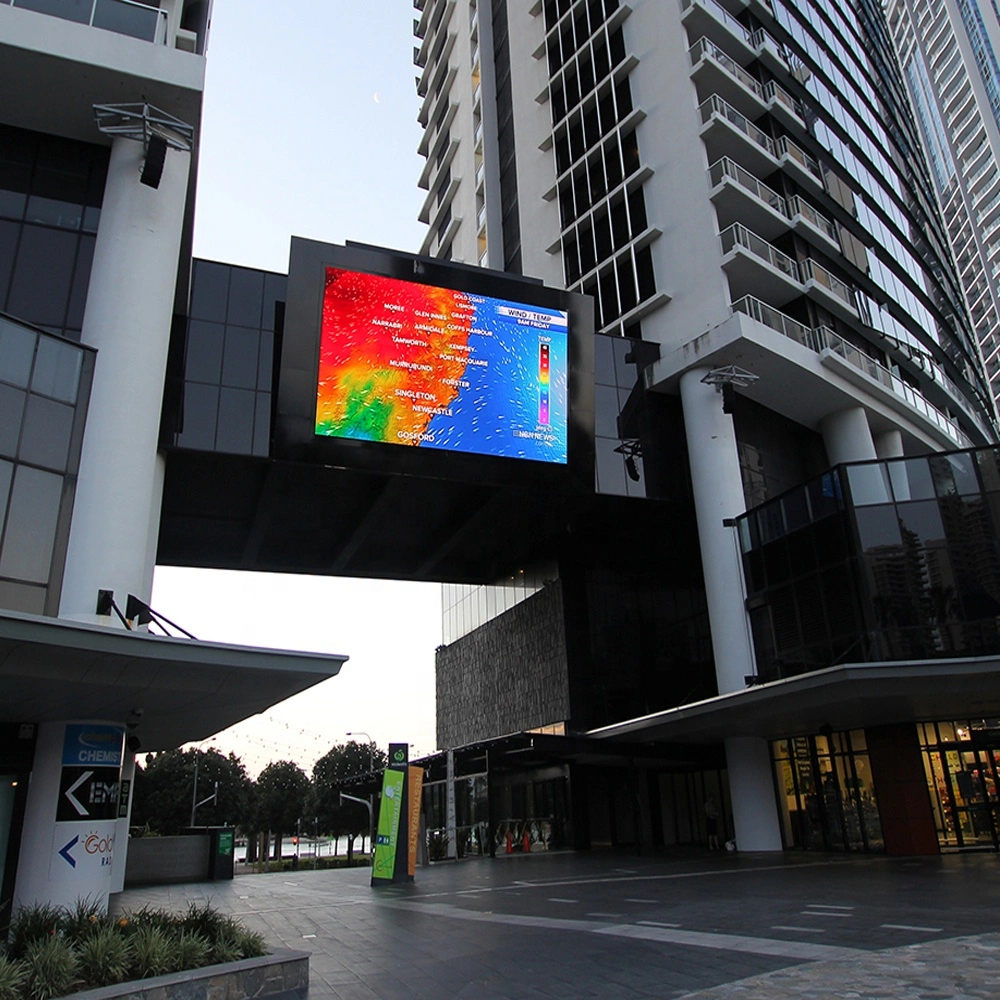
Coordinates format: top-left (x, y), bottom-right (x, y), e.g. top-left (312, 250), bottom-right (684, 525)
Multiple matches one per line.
top-left (689, 38), bottom-right (764, 100)
top-left (709, 157), bottom-right (787, 215)
top-left (731, 295), bottom-right (970, 446)
top-left (698, 95), bottom-right (776, 157)
top-left (10, 0), bottom-right (169, 44)
top-left (680, 0), bottom-right (751, 44)
top-left (720, 223), bottom-right (799, 279)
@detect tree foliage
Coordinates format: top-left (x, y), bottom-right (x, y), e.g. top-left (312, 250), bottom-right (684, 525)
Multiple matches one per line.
top-left (255, 760), bottom-right (310, 848)
top-left (132, 749), bottom-right (253, 835)
top-left (310, 741), bottom-right (386, 843)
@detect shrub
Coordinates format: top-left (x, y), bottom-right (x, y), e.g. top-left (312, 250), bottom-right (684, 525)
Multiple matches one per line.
top-left (127, 925), bottom-right (174, 980)
top-left (21, 938), bottom-right (77, 1000)
top-left (206, 928), bottom-right (243, 966)
top-left (6, 905), bottom-right (61, 961)
top-left (232, 926), bottom-right (267, 960)
top-left (0, 957), bottom-right (27, 1000)
top-left (76, 926), bottom-right (130, 989)
top-left (171, 930), bottom-right (210, 974)
top-left (60, 898), bottom-right (106, 944)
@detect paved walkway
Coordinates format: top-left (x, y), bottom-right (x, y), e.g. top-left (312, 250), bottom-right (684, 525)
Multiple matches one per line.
top-left (115, 850), bottom-right (1000, 999)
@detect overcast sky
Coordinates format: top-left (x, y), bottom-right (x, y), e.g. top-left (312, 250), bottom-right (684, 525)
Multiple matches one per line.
top-left (151, 1), bottom-right (441, 777)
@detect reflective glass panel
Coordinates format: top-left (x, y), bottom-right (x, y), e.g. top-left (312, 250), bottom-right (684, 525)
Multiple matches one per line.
top-left (0, 385), bottom-right (25, 458)
top-left (0, 465), bottom-right (62, 583)
top-left (854, 504), bottom-right (902, 552)
top-left (19, 395), bottom-right (74, 472)
top-left (0, 319), bottom-right (36, 387)
top-left (31, 337), bottom-right (81, 403)
top-left (846, 463), bottom-right (892, 505)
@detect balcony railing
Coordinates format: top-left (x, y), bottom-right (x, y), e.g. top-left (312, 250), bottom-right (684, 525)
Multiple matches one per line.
top-left (731, 296), bottom-right (971, 447)
top-left (8, 0), bottom-right (168, 43)
top-left (800, 258), bottom-right (855, 308)
top-left (731, 294), bottom-right (812, 348)
top-left (689, 38), bottom-right (764, 100)
top-left (814, 326), bottom-right (969, 445)
top-left (720, 222), bottom-right (798, 280)
top-left (680, 0), bottom-right (751, 44)
top-left (762, 79), bottom-right (801, 120)
top-left (709, 157), bottom-right (786, 215)
top-left (776, 135), bottom-right (823, 183)
top-left (788, 194), bottom-right (838, 243)
top-left (699, 95), bottom-right (776, 157)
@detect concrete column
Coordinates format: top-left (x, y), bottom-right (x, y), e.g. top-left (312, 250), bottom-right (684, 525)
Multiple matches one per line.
top-left (679, 369), bottom-right (753, 695)
top-left (59, 136), bottom-right (191, 623)
top-left (725, 737), bottom-right (783, 851)
top-left (14, 722), bottom-right (124, 912)
top-left (680, 369), bottom-right (781, 852)
top-left (109, 750), bottom-right (136, 894)
top-left (820, 406), bottom-right (877, 467)
top-left (873, 429), bottom-right (904, 459)
top-left (445, 749), bottom-right (457, 860)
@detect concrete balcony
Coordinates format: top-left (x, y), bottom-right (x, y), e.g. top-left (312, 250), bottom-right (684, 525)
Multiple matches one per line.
top-left (0, 0), bottom-right (204, 144)
top-left (720, 222), bottom-right (802, 305)
top-left (776, 134), bottom-right (825, 192)
top-left (698, 95), bottom-right (778, 175)
top-left (689, 37), bottom-right (767, 119)
top-left (800, 257), bottom-right (858, 319)
top-left (788, 194), bottom-right (840, 253)
top-left (763, 79), bottom-right (804, 130)
top-left (708, 157), bottom-right (789, 238)
top-left (679, 0), bottom-right (756, 63)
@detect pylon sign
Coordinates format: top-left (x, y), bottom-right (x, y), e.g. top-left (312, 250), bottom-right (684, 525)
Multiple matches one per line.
top-left (372, 743), bottom-right (415, 885)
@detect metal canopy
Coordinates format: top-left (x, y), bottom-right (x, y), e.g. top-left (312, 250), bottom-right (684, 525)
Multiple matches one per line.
top-left (0, 610), bottom-right (347, 751)
top-left (589, 657), bottom-right (1000, 745)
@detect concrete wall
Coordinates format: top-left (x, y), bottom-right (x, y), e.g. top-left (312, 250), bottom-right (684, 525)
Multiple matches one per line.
top-left (124, 834), bottom-right (209, 887)
top-left (436, 581), bottom-right (570, 748)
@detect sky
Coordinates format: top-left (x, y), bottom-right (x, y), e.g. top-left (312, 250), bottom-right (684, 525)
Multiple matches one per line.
top-left (150, 1), bottom-right (441, 777)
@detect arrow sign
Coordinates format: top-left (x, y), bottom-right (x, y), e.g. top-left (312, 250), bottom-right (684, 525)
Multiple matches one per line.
top-left (64, 771), bottom-right (92, 817)
top-left (59, 835), bottom-right (79, 868)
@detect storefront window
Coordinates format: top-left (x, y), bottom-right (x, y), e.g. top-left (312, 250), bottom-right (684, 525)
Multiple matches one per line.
top-left (771, 730), bottom-right (882, 852)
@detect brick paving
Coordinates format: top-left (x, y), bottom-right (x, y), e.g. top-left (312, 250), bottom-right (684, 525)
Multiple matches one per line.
top-left (115, 850), bottom-right (1000, 999)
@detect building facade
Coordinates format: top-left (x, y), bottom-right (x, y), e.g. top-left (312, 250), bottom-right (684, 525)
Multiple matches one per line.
top-left (0, 1), bottom-right (347, 917)
top-left (886, 0), bottom-right (1000, 409)
top-left (417, 0), bottom-right (1000, 853)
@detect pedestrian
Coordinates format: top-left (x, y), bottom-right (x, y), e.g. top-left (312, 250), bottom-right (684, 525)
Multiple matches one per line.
top-left (704, 795), bottom-right (721, 850)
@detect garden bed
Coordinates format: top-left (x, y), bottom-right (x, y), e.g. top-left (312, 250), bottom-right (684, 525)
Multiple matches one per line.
top-left (62, 948), bottom-right (308, 1000)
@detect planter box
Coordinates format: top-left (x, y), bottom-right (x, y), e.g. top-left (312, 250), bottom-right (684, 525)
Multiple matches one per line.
top-left (64, 948), bottom-right (308, 1000)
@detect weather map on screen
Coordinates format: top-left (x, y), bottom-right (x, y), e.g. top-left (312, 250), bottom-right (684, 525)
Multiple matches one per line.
top-left (315, 267), bottom-right (569, 463)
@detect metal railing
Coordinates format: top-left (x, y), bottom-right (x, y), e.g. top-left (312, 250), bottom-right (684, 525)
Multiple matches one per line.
top-left (749, 27), bottom-right (786, 64)
top-left (689, 38), bottom-right (764, 100)
top-left (731, 296), bottom-right (970, 447)
top-left (788, 194), bottom-right (839, 243)
top-left (680, 0), bottom-right (751, 44)
top-left (9, 0), bottom-right (168, 43)
top-left (720, 222), bottom-right (799, 280)
top-left (763, 80), bottom-right (801, 120)
top-left (709, 157), bottom-right (786, 215)
top-left (800, 257), bottom-right (855, 308)
top-left (699, 95), bottom-right (776, 157)
top-left (776, 135), bottom-right (823, 182)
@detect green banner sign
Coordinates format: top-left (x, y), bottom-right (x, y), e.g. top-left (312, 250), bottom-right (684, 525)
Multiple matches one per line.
top-left (372, 768), bottom-right (405, 881)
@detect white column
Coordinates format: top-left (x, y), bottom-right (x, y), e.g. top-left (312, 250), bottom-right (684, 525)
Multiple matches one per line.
top-left (109, 750), bottom-right (136, 894)
top-left (14, 722), bottom-right (124, 912)
top-left (59, 136), bottom-right (191, 623)
top-left (680, 369), bottom-right (782, 852)
top-left (874, 428), bottom-right (904, 459)
top-left (725, 737), bottom-right (783, 851)
top-left (820, 406), bottom-right (877, 466)
top-left (679, 369), bottom-right (753, 695)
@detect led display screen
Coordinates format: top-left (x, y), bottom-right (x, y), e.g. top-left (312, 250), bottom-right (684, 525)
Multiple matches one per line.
top-left (314, 267), bottom-right (569, 464)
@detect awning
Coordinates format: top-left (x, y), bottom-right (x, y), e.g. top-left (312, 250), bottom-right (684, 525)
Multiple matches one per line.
top-left (0, 610), bottom-right (347, 750)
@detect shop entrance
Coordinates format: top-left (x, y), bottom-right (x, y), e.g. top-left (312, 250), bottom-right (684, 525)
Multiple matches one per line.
top-left (919, 721), bottom-right (1000, 850)
top-left (771, 731), bottom-right (884, 852)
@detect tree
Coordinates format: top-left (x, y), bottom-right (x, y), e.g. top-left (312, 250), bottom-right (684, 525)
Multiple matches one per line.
top-left (256, 760), bottom-right (310, 860)
top-left (131, 748), bottom-right (253, 836)
top-left (310, 741), bottom-right (387, 861)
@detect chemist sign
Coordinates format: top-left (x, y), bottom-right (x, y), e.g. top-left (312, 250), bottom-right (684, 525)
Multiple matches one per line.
top-left (62, 725), bottom-right (124, 768)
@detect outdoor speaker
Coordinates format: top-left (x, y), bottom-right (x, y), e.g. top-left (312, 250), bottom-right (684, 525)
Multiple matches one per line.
top-left (140, 134), bottom-right (168, 188)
